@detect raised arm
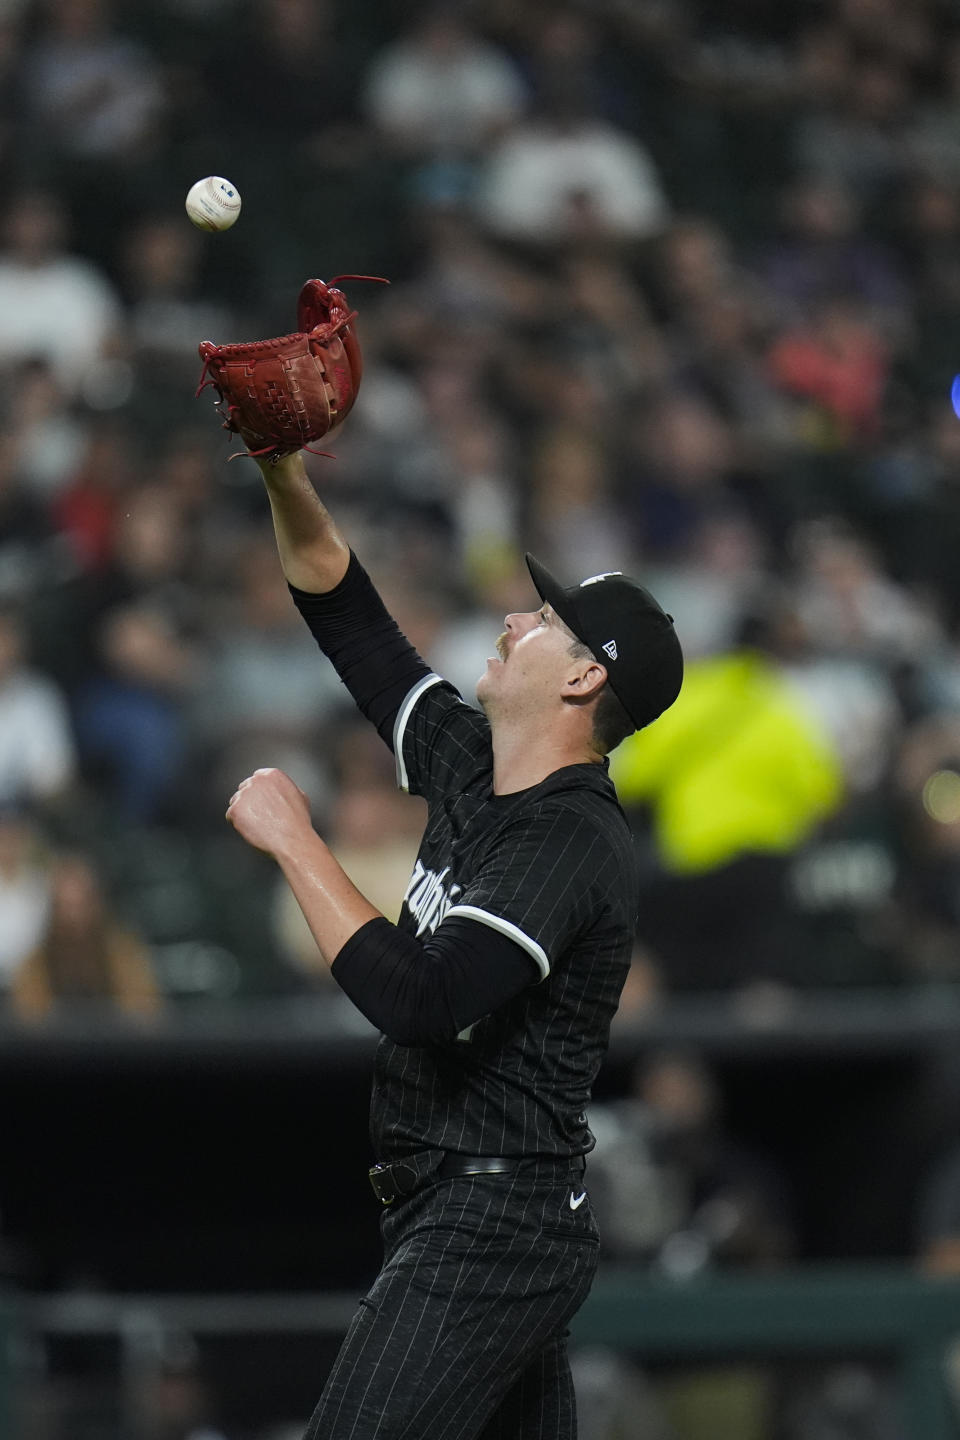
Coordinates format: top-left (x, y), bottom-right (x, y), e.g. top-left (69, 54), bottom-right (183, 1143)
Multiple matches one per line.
top-left (248, 449), bottom-right (432, 749)
top-left (254, 451), bottom-right (350, 594)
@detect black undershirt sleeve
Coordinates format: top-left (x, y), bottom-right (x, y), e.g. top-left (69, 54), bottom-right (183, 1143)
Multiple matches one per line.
top-left (289, 552), bottom-right (432, 749)
top-left (331, 915), bottom-right (539, 1047)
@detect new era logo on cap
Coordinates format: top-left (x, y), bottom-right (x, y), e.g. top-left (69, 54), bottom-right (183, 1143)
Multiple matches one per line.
top-left (525, 553), bottom-right (683, 732)
top-left (580, 572), bottom-right (623, 587)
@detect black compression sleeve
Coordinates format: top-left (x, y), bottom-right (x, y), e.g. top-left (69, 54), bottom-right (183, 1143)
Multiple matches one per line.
top-left (331, 915), bottom-right (539, 1047)
top-left (289, 553), bottom-right (432, 748)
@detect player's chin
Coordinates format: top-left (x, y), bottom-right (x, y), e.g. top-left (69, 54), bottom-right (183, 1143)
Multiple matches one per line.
top-left (475, 667), bottom-right (496, 707)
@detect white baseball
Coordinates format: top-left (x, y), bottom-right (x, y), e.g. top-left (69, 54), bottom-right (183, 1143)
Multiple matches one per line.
top-left (185, 176), bottom-right (242, 232)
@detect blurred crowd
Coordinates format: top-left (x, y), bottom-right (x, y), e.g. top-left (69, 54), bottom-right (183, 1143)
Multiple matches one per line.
top-left (4, 0), bottom-right (960, 1020)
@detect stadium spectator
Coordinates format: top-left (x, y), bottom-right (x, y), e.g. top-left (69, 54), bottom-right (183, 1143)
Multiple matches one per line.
top-left (0, 419), bottom-right (58, 604)
top-left (527, 422), bottom-right (625, 581)
top-left (211, 0), bottom-right (357, 150)
top-left (767, 296), bottom-right (893, 445)
top-left (641, 512), bottom-right (770, 662)
top-left (362, 4), bottom-right (527, 158)
top-left (190, 533), bottom-right (346, 822)
top-left (46, 418), bottom-right (137, 582)
top-left (589, 1048), bottom-right (795, 1267)
top-left (5, 358), bottom-right (89, 504)
top-left (0, 3), bottom-right (26, 188)
top-left (121, 214), bottom-right (237, 371)
top-left (610, 600), bottom-right (849, 991)
top-left (755, 175), bottom-right (907, 328)
top-left (917, 1136), bottom-right (960, 1276)
top-left (22, 0), bottom-right (164, 164)
top-left (790, 517), bottom-right (941, 669)
top-left (791, 52), bottom-right (913, 208)
top-left (582, 1049), bottom-right (794, 1440)
top-left (891, 715), bottom-right (960, 985)
top-left (477, 86), bottom-right (669, 245)
top-left (0, 603), bottom-right (76, 808)
top-left (0, 189), bottom-right (123, 398)
top-left (73, 600), bottom-right (198, 824)
top-left (10, 849), bottom-right (162, 1018)
top-left (615, 390), bottom-right (741, 563)
top-left (658, 216), bottom-right (751, 316)
top-left (905, 32), bottom-right (960, 186)
top-left (0, 801), bottom-right (52, 993)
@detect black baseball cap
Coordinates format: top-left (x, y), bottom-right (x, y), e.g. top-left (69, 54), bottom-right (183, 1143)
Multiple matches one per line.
top-left (525, 553), bottom-right (683, 731)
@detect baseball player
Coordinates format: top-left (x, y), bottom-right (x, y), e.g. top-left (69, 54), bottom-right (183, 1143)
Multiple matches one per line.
top-left (225, 449), bottom-right (683, 1440)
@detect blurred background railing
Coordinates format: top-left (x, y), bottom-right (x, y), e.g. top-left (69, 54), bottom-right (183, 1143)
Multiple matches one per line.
top-left (5, 1269), bottom-right (960, 1439)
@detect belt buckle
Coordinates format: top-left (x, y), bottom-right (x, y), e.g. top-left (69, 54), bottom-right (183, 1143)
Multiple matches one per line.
top-left (368, 1163), bottom-right (399, 1206)
top-left (369, 1160), bottom-right (421, 1205)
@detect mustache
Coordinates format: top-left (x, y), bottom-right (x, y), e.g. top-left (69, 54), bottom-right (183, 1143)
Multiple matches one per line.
top-left (496, 632), bottom-right (508, 661)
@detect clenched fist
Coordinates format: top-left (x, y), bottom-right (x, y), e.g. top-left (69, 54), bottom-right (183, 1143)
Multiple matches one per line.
top-left (226, 767), bottom-right (313, 858)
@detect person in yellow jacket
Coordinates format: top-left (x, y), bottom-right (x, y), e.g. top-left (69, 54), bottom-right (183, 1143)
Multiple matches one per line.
top-left (611, 633), bottom-right (845, 990)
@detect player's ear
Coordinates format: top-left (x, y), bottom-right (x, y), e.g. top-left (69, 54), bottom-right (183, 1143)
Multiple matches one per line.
top-left (561, 660), bottom-right (607, 705)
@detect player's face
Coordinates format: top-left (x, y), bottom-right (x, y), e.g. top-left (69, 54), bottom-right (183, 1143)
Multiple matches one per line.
top-left (476, 604), bottom-right (579, 720)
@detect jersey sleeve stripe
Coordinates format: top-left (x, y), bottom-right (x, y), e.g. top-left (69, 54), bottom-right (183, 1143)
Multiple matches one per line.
top-left (393, 673), bottom-right (445, 792)
top-left (444, 904), bottom-right (551, 981)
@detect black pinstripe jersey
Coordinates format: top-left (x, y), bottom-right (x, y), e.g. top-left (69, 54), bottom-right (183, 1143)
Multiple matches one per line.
top-left (370, 673), bottom-right (638, 1162)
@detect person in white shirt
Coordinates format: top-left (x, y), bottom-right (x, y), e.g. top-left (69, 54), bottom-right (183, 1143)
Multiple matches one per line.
top-left (479, 93), bottom-right (669, 245)
top-left (363, 5), bottom-right (527, 156)
top-left (0, 190), bottom-right (123, 398)
top-left (0, 603), bottom-right (77, 806)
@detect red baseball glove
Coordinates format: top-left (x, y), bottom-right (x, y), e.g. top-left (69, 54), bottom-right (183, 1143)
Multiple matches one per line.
top-left (196, 275), bottom-right (385, 462)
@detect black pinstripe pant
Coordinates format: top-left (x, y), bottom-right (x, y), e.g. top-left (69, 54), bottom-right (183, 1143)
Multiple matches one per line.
top-left (303, 1166), bottom-right (599, 1440)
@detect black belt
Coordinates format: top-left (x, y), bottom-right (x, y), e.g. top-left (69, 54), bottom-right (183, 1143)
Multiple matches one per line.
top-left (368, 1152), bottom-right (585, 1206)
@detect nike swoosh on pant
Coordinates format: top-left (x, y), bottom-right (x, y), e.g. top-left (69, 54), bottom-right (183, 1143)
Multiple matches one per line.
top-left (569, 1191), bottom-right (587, 1210)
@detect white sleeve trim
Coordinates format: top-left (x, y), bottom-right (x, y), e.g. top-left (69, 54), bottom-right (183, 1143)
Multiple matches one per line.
top-left (445, 904), bottom-right (551, 981)
top-left (393, 673), bottom-right (445, 792)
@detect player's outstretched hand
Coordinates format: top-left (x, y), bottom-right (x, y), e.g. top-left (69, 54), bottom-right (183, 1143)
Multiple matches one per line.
top-left (226, 767), bottom-right (312, 858)
top-left (196, 275), bottom-right (382, 463)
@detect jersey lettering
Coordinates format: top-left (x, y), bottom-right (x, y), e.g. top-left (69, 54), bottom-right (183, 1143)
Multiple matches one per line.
top-left (403, 860), bottom-right (463, 937)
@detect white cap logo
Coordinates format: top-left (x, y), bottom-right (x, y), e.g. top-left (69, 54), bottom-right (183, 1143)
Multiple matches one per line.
top-left (580, 571), bottom-right (623, 588)
top-left (602, 640), bottom-right (618, 661)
